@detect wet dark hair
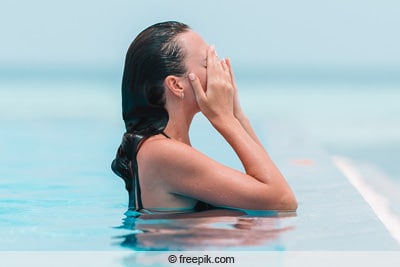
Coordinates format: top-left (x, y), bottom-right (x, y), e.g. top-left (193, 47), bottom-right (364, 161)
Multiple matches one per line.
top-left (112, 21), bottom-right (191, 210)
top-left (122, 21), bottom-right (190, 135)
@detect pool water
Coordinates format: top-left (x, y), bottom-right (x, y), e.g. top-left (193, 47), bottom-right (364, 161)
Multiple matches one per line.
top-left (1, 72), bottom-right (400, 252)
top-left (115, 209), bottom-right (295, 251)
top-left (0, 78), bottom-right (296, 251)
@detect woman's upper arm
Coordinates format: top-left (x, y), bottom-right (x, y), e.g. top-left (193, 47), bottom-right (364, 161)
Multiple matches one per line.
top-left (140, 139), bottom-right (296, 211)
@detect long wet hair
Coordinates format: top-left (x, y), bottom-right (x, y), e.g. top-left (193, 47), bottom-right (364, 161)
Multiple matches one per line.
top-left (112, 21), bottom-right (191, 210)
top-left (122, 21), bottom-right (190, 134)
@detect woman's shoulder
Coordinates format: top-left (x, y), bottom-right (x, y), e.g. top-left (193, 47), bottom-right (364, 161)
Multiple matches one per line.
top-left (137, 134), bottom-right (216, 178)
top-left (136, 134), bottom-right (213, 193)
top-left (138, 134), bottom-right (198, 165)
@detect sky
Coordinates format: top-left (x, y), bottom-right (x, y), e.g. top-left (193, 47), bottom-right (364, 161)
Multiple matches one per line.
top-left (1, 0), bottom-right (400, 69)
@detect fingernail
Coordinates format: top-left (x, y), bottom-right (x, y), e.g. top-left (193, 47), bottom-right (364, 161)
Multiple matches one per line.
top-left (188, 73), bottom-right (195, 81)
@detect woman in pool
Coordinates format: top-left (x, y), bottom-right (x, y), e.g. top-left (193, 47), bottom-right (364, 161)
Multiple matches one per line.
top-left (111, 21), bottom-right (297, 213)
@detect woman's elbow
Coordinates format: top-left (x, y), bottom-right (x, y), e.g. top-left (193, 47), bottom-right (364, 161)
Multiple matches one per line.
top-left (254, 190), bottom-right (298, 211)
top-left (279, 191), bottom-right (298, 211)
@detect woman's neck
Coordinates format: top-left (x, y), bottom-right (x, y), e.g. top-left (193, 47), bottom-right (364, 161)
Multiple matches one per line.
top-left (163, 110), bottom-right (195, 146)
top-left (164, 89), bottom-right (199, 146)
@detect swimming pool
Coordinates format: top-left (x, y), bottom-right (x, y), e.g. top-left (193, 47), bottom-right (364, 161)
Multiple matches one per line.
top-left (0, 77), bottom-right (297, 251)
top-left (1, 71), bottom-right (400, 265)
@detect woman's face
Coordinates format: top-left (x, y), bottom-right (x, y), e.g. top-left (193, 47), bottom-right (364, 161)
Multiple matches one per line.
top-left (178, 30), bottom-right (208, 96)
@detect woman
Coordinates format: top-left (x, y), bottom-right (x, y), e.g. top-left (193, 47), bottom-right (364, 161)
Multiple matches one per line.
top-left (111, 21), bottom-right (297, 213)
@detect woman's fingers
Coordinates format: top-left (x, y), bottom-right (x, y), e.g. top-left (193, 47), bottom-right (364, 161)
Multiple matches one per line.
top-left (220, 58), bottom-right (228, 72)
top-left (225, 58), bottom-right (236, 88)
top-left (207, 45), bottom-right (222, 72)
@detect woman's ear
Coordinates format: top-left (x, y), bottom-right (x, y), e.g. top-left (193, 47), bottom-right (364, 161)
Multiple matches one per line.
top-left (164, 75), bottom-right (184, 98)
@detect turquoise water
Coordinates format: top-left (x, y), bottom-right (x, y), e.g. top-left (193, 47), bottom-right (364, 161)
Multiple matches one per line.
top-left (0, 75), bottom-right (297, 251)
top-left (1, 69), bottom-right (400, 251)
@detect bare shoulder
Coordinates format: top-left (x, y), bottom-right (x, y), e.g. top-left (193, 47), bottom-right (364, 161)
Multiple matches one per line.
top-left (138, 135), bottom-right (232, 177)
top-left (137, 134), bottom-right (237, 189)
top-left (137, 135), bottom-right (205, 167)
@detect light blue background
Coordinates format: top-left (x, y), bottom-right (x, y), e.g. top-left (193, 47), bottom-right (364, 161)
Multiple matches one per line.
top-left (1, 0), bottom-right (400, 68)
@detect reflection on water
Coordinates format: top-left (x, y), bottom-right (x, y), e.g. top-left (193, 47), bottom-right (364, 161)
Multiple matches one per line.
top-left (113, 209), bottom-right (296, 251)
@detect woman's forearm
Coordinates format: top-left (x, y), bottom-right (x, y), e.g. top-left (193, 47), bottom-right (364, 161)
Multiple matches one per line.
top-left (213, 115), bottom-right (297, 210)
top-left (211, 115), bottom-right (283, 185)
top-left (234, 112), bottom-right (265, 149)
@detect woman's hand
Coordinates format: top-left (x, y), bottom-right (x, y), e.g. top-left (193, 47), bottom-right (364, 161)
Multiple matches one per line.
top-left (225, 58), bottom-right (245, 120)
top-left (188, 45), bottom-right (235, 124)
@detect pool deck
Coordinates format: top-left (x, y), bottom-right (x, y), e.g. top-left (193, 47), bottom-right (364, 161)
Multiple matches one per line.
top-left (261, 120), bottom-right (400, 250)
